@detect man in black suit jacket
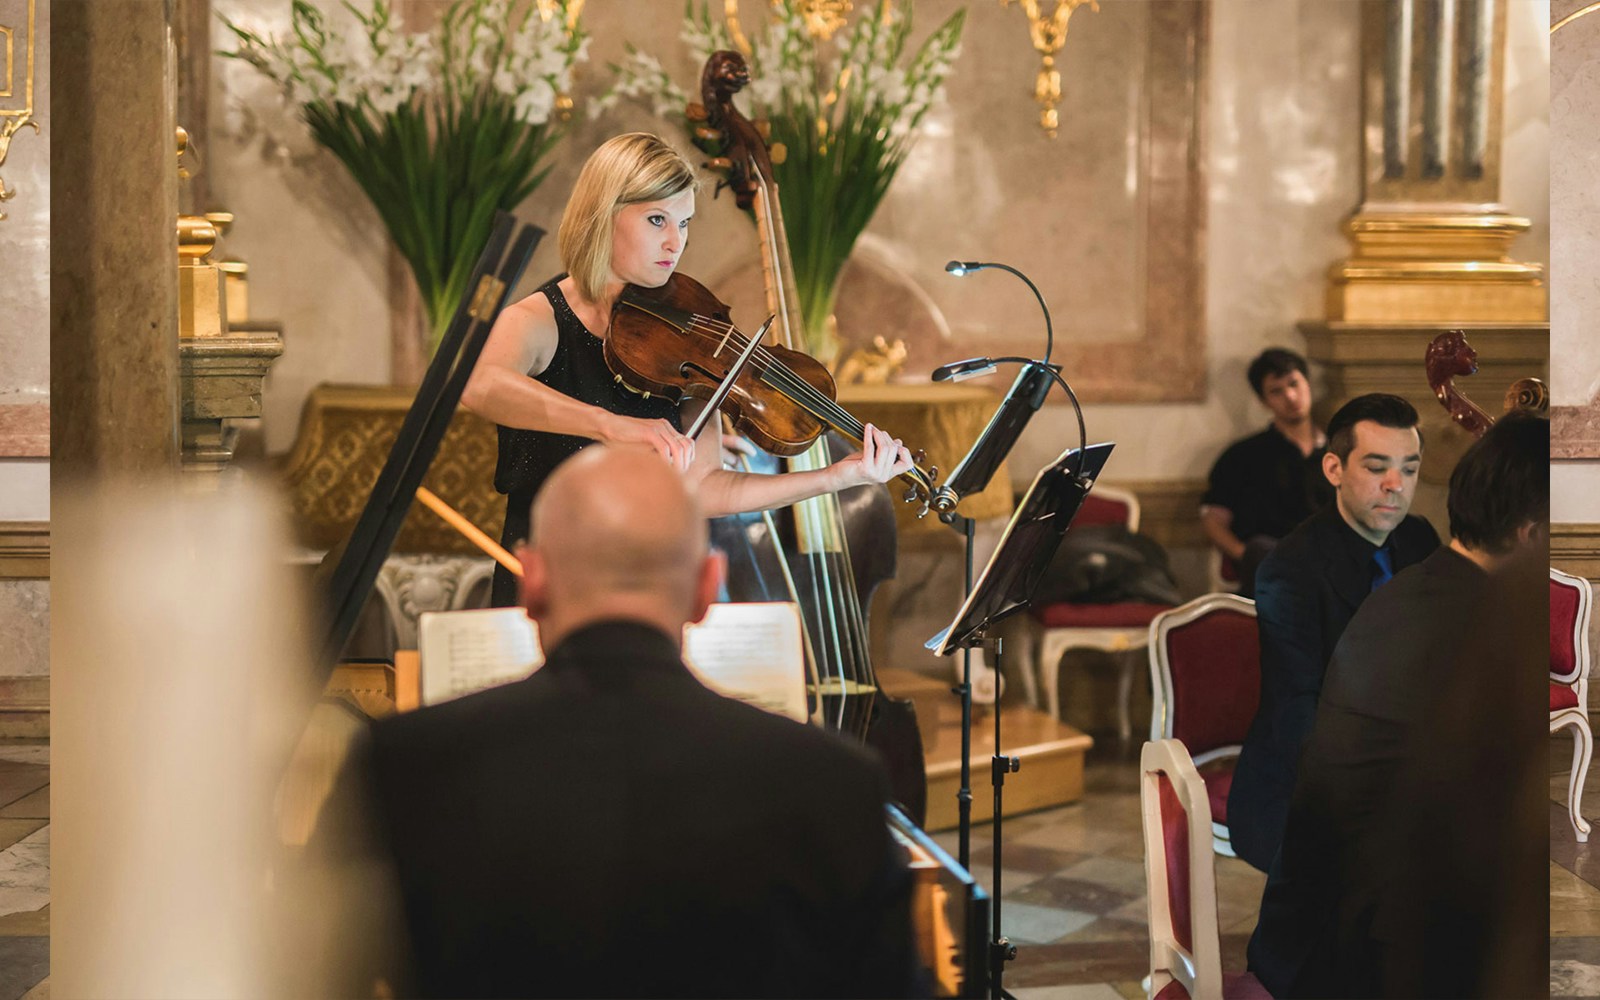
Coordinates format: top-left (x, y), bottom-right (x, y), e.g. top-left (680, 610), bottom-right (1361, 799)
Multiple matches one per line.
top-left (1228, 394), bottom-right (1439, 873)
top-left (1248, 412), bottom-right (1548, 998)
top-left (320, 446), bottom-right (919, 998)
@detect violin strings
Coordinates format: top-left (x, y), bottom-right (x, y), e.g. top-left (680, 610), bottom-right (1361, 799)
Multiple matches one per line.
top-left (682, 315), bottom-right (934, 496)
top-left (684, 316), bottom-right (870, 440)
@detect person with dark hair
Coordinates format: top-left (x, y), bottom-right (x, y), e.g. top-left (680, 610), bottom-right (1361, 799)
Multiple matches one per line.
top-left (1200, 348), bottom-right (1333, 597)
top-left (1247, 412), bottom-right (1548, 998)
top-left (1227, 392), bottom-right (1440, 873)
top-left (317, 447), bottom-right (921, 998)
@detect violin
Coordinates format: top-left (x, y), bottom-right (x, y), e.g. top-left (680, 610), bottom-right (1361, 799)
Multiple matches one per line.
top-left (606, 275), bottom-right (939, 510)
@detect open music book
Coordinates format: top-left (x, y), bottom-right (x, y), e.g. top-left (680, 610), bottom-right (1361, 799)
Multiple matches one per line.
top-left (417, 603), bottom-right (809, 722)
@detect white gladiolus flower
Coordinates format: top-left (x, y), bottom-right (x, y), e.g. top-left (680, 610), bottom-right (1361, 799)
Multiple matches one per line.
top-left (513, 77), bottom-right (556, 124)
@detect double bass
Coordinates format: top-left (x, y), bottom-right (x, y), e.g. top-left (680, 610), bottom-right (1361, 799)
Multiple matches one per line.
top-left (641, 50), bottom-right (930, 817)
top-left (1425, 328), bottom-right (1548, 439)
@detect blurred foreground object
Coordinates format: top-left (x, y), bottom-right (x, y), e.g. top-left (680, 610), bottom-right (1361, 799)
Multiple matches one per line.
top-left (53, 476), bottom-right (323, 997)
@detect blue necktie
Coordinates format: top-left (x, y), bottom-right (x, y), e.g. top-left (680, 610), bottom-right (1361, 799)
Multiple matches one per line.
top-left (1371, 546), bottom-right (1394, 592)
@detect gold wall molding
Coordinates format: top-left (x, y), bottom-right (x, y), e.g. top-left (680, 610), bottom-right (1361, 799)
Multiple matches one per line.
top-left (0, 520), bottom-right (47, 578)
top-left (0, 0), bottom-right (36, 220)
top-left (1555, 523), bottom-right (1600, 581)
top-left (0, 675), bottom-right (46, 738)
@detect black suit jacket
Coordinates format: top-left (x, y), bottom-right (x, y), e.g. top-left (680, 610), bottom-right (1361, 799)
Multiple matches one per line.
top-left (1246, 547), bottom-right (1491, 998)
top-left (325, 619), bottom-right (919, 998)
top-left (1227, 504), bottom-right (1438, 872)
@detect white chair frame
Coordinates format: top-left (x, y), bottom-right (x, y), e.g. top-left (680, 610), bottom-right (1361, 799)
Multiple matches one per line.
top-left (1029, 484), bottom-right (1151, 737)
top-left (1552, 567), bottom-right (1593, 843)
top-left (1147, 593), bottom-right (1257, 858)
top-left (1141, 738), bottom-right (1225, 1000)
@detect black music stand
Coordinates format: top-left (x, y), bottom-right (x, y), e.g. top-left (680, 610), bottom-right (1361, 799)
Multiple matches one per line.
top-left (317, 212), bottom-right (544, 671)
top-left (926, 441), bottom-right (1115, 1000)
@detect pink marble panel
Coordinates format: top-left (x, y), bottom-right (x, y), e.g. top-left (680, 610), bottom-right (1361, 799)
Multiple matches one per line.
top-left (0, 406), bottom-right (47, 459)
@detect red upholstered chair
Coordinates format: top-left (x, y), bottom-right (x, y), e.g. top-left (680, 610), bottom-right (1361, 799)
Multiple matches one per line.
top-left (1148, 594), bottom-right (1259, 857)
top-left (1027, 485), bottom-right (1175, 738)
top-left (1551, 567), bottom-right (1593, 843)
top-left (1141, 739), bottom-right (1272, 1000)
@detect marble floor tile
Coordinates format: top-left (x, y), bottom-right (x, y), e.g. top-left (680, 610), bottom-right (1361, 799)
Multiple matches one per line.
top-left (969, 842), bottom-right (1088, 876)
top-left (1010, 875), bottom-right (1136, 916)
top-left (1011, 821), bottom-right (1131, 857)
top-left (1010, 983), bottom-right (1125, 1000)
top-left (1008, 938), bottom-right (1151, 987)
top-left (0, 821), bottom-right (45, 854)
top-left (0, 788), bottom-right (47, 821)
top-left (0, 746), bottom-right (47, 766)
top-left (1057, 916), bottom-right (1146, 943)
top-left (1105, 895), bottom-right (1148, 923)
top-left (1551, 957), bottom-right (1600, 999)
top-left (996, 901), bottom-right (1098, 945)
top-left (0, 903), bottom-right (47, 937)
top-left (0, 936), bottom-right (47, 1000)
top-left (0, 769), bottom-right (46, 814)
top-left (974, 868), bottom-right (1048, 895)
top-left (0, 827), bottom-right (48, 919)
top-left (1056, 856), bottom-right (1147, 895)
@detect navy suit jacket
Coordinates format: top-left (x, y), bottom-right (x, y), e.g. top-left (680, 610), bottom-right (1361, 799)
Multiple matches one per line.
top-left (1227, 504), bottom-right (1439, 872)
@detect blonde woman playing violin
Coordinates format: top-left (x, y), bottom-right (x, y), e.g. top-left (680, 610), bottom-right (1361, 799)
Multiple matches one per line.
top-left (462, 132), bottom-right (913, 607)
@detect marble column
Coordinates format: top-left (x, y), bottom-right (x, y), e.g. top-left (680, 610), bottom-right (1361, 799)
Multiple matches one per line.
top-left (1303, 0), bottom-right (1548, 533)
top-left (50, 0), bottom-right (181, 480)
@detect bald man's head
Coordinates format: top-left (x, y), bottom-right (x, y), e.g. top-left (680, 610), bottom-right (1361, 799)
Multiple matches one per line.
top-left (519, 446), bottom-right (719, 640)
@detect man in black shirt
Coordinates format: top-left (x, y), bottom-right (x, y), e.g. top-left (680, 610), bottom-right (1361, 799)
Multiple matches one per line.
top-left (1201, 348), bottom-right (1333, 597)
top-left (1227, 394), bottom-right (1439, 874)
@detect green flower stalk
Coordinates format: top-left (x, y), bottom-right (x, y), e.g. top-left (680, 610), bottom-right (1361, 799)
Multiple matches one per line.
top-left (220, 0), bottom-right (588, 355)
top-left (601, 0), bottom-right (964, 361)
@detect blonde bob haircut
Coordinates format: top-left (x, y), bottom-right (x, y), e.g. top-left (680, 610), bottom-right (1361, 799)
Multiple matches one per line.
top-left (558, 133), bottom-right (699, 302)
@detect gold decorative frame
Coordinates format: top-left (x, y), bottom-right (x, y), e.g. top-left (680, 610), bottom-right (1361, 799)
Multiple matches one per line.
top-left (0, 0), bottom-right (35, 221)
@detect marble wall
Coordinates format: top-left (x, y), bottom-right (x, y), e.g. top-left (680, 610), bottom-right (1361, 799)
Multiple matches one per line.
top-left (1554, 0), bottom-right (1597, 521)
top-left (0, 0), bottom-right (49, 521)
top-left (0, 0), bottom-right (49, 683)
top-left (208, 0), bottom-right (1548, 486)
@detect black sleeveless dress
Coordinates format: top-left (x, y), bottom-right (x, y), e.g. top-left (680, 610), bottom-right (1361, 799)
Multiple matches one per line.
top-left (491, 277), bottom-right (679, 606)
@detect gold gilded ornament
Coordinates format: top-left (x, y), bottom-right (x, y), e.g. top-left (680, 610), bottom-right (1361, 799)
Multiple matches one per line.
top-left (1001, 0), bottom-right (1098, 137)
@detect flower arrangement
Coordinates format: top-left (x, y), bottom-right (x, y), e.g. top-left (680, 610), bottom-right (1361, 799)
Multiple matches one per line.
top-left (219, 0), bottom-right (589, 354)
top-left (599, 0), bottom-right (964, 361)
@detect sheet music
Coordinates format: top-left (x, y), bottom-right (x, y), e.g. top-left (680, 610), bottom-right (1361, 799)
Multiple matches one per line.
top-left (683, 603), bottom-right (808, 723)
top-left (418, 608), bottom-right (543, 706)
top-left (416, 603), bottom-right (806, 721)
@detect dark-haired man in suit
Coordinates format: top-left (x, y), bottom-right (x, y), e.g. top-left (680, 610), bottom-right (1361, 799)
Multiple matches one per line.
top-left (319, 446), bottom-right (920, 998)
top-left (1249, 411), bottom-right (1548, 998)
top-left (1228, 393), bottom-right (1440, 874)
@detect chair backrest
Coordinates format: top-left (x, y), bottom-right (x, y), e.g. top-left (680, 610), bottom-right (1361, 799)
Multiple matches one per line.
top-left (1077, 483), bottom-right (1140, 532)
top-left (1141, 738), bottom-right (1223, 1000)
top-left (1552, 567), bottom-right (1593, 688)
top-left (1148, 594), bottom-right (1260, 758)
